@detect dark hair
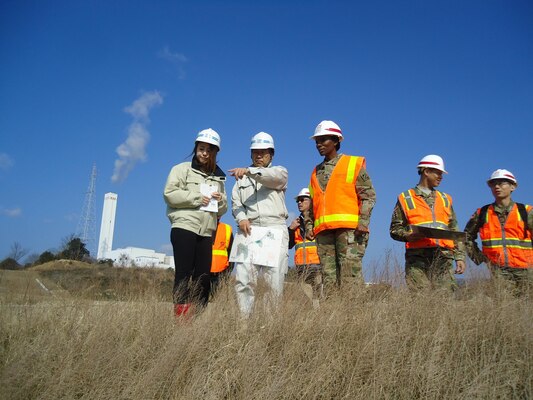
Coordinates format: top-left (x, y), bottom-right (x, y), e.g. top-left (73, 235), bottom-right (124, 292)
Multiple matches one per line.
top-left (332, 136), bottom-right (341, 151)
top-left (191, 141), bottom-right (218, 174)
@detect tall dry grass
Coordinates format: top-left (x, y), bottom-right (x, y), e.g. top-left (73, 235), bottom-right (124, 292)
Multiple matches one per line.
top-left (1, 271), bottom-right (532, 399)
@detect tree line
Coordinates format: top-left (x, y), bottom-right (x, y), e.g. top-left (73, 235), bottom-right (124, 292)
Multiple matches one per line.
top-left (0, 235), bottom-right (90, 270)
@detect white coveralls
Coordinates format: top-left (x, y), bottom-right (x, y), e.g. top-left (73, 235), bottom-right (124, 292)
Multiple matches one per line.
top-left (232, 163), bottom-right (289, 317)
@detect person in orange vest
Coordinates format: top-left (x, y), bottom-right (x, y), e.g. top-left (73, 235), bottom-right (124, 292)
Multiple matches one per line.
top-left (210, 218), bottom-right (234, 296)
top-left (304, 120), bottom-right (376, 290)
top-left (389, 155), bottom-right (466, 290)
top-left (288, 188), bottom-right (322, 307)
top-left (464, 169), bottom-right (533, 294)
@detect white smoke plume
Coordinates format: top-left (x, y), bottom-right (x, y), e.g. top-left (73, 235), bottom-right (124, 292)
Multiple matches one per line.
top-left (157, 46), bottom-right (188, 79)
top-left (111, 91), bottom-right (163, 183)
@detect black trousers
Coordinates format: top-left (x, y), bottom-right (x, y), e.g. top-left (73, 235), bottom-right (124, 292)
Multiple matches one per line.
top-left (171, 227), bottom-right (212, 306)
top-left (210, 268), bottom-right (232, 298)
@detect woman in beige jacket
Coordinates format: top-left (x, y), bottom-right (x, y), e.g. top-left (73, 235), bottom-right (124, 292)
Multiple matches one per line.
top-left (164, 129), bottom-right (227, 318)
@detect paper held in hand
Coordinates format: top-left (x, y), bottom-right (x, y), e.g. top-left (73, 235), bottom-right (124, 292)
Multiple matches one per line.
top-left (409, 225), bottom-right (467, 242)
top-left (199, 183), bottom-right (218, 213)
top-left (229, 226), bottom-right (283, 267)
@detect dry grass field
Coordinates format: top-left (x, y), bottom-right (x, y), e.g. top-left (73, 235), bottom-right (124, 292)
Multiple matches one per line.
top-left (0, 261), bottom-right (531, 399)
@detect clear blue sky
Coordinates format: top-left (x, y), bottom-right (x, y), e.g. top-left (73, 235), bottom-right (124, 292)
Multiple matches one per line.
top-left (1, 1), bottom-right (532, 280)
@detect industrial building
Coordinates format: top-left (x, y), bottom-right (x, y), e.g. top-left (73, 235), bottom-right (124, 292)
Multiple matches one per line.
top-left (97, 192), bottom-right (174, 269)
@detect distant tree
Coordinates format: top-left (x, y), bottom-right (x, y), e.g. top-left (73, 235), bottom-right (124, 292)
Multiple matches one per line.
top-left (8, 242), bottom-right (29, 263)
top-left (0, 257), bottom-right (21, 270)
top-left (59, 236), bottom-right (89, 261)
top-left (36, 251), bottom-right (56, 265)
top-left (24, 253), bottom-right (40, 267)
top-left (97, 258), bottom-right (115, 267)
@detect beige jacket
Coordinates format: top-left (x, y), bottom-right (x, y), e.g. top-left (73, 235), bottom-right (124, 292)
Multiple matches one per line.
top-left (232, 164), bottom-right (289, 227)
top-left (164, 160), bottom-right (227, 237)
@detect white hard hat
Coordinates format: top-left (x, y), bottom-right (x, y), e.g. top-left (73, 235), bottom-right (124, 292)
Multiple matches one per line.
top-left (417, 154), bottom-right (447, 173)
top-left (487, 169), bottom-right (517, 184)
top-left (196, 128), bottom-right (221, 150)
top-left (294, 187), bottom-right (311, 199)
top-left (310, 120), bottom-right (343, 141)
top-left (250, 132), bottom-right (275, 150)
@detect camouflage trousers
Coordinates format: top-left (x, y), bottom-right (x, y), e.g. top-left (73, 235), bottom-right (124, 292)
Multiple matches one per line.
top-left (315, 228), bottom-right (368, 289)
top-left (404, 248), bottom-right (457, 291)
top-left (491, 266), bottom-right (533, 297)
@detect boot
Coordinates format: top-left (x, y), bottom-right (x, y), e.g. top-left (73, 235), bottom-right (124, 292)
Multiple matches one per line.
top-left (174, 303), bottom-right (192, 320)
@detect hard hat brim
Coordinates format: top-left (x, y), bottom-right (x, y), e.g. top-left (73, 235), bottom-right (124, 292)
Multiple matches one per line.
top-left (416, 164), bottom-right (447, 174)
top-left (196, 138), bottom-right (220, 150)
top-left (310, 133), bottom-right (344, 141)
top-left (487, 178), bottom-right (517, 185)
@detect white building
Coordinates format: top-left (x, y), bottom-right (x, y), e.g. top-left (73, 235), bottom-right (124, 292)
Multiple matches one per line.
top-left (105, 247), bottom-right (174, 269)
top-left (96, 192), bottom-right (174, 269)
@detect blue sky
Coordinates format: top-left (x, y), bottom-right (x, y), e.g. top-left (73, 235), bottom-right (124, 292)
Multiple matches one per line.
top-left (1, 1), bottom-right (532, 279)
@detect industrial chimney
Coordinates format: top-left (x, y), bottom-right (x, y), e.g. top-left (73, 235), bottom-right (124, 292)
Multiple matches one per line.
top-left (97, 192), bottom-right (118, 259)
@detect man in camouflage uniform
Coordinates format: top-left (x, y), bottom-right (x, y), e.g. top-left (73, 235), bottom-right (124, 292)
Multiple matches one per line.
top-left (304, 120), bottom-right (376, 290)
top-left (390, 155), bottom-right (466, 290)
top-left (464, 169), bottom-right (533, 294)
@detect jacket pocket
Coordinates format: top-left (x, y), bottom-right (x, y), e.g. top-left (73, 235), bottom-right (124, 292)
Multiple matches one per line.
top-left (237, 178), bottom-right (253, 190)
top-left (185, 172), bottom-right (204, 190)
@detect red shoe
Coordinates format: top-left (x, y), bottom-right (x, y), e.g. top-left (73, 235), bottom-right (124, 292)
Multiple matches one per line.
top-left (174, 303), bottom-right (192, 320)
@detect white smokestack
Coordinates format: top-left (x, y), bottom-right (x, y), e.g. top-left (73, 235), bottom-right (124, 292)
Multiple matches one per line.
top-left (97, 192), bottom-right (118, 260)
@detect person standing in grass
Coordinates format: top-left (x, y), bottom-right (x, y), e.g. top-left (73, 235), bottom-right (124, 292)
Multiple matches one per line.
top-left (229, 132), bottom-right (289, 317)
top-left (210, 218), bottom-right (234, 297)
top-left (288, 187), bottom-right (322, 308)
top-left (464, 169), bottom-right (533, 294)
top-left (164, 128), bottom-right (227, 318)
top-left (304, 120), bottom-right (376, 291)
top-left (389, 154), bottom-right (466, 290)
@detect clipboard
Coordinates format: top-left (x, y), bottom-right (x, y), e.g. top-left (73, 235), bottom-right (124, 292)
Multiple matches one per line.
top-left (409, 225), bottom-right (467, 242)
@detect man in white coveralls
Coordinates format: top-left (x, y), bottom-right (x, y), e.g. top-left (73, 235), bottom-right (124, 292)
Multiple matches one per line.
top-left (229, 132), bottom-right (289, 317)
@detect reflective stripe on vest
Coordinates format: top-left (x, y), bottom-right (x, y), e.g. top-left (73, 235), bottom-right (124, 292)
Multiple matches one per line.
top-left (399, 189), bottom-right (455, 250)
top-left (294, 229), bottom-right (321, 266)
top-left (479, 204), bottom-right (533, 268)
top-left (310, 155), bottom-right (364, 235)
top-left (211, 223), bottom-right (232, 273)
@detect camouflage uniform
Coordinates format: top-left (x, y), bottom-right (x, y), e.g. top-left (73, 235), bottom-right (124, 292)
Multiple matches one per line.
top-left (304, 153), bottom-right (376, 289)
top-left (464, 201), bottom-right (533, 294)
top-left (390, 185), bottom-right (465, 291)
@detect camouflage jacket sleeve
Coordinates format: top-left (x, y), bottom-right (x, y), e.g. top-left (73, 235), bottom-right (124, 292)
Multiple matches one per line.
top-left (528, 208), bottom-right (533, 235)
top-left (389, 199), bottom-right (410, 242)
top-left (448, 205), bottom-right (465, 261)
top-left (463, 209), bottom-right (488, 265)
top-left (356, 166), bottom-right (376, 232)
top-left (303, 205), bottom-right (314, 237)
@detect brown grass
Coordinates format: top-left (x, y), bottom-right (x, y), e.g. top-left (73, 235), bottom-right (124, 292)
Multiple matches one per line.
top-left (0, 264), bottom-right (531, 399)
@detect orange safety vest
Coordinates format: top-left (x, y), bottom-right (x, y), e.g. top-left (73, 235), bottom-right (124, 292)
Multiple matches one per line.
top-left (398, 189), bottom-right (455, 250)
top-left (211, 223), bottom-right (232, 273)
top-left (309, 155), bottom-right (365, 235)
top-left (478, 204), bottom-right (533, 268)
top-left (294, 228), bottom-right (320, 266)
